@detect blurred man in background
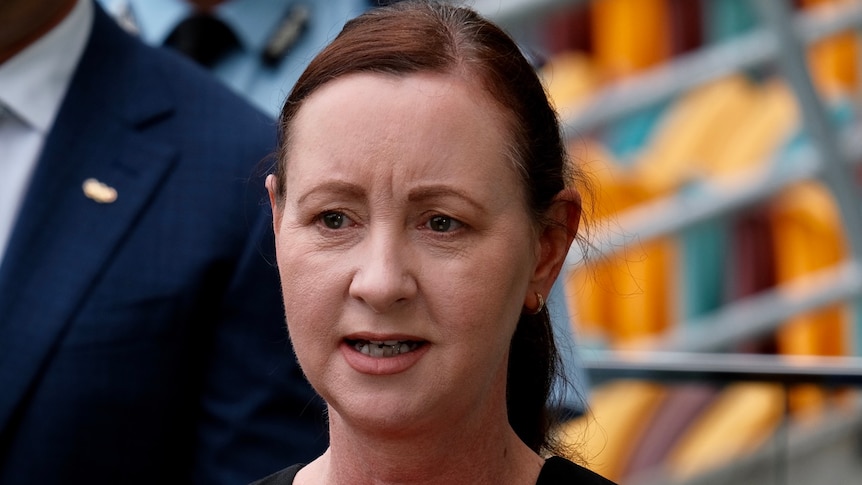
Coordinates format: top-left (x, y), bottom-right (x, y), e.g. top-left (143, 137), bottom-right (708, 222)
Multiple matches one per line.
top-left (0, 1), bottom-right (327, 483)
top-left (99, 0), bottom-right (371, 117)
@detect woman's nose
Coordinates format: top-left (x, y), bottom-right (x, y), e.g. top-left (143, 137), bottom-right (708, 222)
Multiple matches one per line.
top-left (348, 228), bottom-right (418, 314)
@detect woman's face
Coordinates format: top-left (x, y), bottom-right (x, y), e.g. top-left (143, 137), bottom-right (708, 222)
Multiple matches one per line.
top-left (269, 72), bottom-right (545, 436)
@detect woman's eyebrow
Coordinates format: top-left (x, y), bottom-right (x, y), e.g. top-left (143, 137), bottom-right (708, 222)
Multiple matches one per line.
top-left (295, 180), bottom-right (366, 205)
top-left (408, 185), bottom-right (488, 214)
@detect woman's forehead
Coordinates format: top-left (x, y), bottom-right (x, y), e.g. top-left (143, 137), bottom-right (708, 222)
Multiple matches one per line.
top-left (281, 72), bottom-right (526, 203)
top-left (288, 72), bottom-right (509, 158)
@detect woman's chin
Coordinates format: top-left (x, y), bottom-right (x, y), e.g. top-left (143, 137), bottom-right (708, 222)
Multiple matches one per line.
top-left (328, 393), bottom-right (439, 438)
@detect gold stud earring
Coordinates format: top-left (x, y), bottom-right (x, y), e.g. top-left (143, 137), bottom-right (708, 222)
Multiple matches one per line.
top-left (530, 292), bottom-right (545, 315)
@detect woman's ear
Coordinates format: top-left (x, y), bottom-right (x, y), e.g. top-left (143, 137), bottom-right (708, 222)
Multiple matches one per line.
top-left (265, 174), bottom-right (283, 230)
top-left (530, 187), bottom-right (581, 297)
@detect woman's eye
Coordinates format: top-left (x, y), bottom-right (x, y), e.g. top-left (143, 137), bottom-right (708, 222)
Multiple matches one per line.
top-left (320, 211), bottom-right (352, 229)
top-left (426, 215), bottom-right (462, 232)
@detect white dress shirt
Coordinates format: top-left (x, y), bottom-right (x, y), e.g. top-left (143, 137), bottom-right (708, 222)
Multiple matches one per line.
top-left (0, 0), bottom-right (93, 264)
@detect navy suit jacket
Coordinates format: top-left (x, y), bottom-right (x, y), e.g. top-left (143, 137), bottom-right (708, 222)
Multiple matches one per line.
top-left (0, 4), bottom-right (326, 484)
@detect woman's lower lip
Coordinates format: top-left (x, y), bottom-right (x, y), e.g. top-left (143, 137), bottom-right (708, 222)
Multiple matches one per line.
top-left (339, 341), bottom-right (429, 375)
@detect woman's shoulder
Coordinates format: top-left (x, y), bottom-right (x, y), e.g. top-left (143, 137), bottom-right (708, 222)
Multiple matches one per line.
top-left (248, 464), bottom-right (305, 485)
top-left (537, 456), bottom-right (618, 485)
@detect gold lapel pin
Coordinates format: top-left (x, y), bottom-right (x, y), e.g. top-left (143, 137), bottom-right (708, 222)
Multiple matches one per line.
top-left (82, 178), bottom-right (118, 204)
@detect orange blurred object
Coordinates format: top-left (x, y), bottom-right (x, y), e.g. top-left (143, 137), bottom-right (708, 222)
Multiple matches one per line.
top-left (769, 181), bottom-right (850, 413)
top-left (591, 0), bottom-right (672, 78)
top-left (801, 0), bottom-right (860, 96)
top-left (566, 142), bottom-right (674, 345)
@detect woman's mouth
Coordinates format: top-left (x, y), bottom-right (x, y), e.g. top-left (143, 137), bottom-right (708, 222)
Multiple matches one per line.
top-left (347, 339), bottom-right (424, 357)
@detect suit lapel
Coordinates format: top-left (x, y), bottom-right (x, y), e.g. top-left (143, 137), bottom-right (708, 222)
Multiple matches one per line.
top-left (0, 6), bottom-right (178, 431)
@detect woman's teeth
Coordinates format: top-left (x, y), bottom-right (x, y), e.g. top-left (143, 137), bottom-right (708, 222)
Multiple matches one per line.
top-left (353, 340), bottom-right (420, 357)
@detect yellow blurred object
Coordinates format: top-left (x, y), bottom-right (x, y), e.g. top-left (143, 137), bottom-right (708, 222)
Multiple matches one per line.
top-left (558, 380), bottom-right (667, 482)
top-left (540, 51), bottom-right (601, 118)
top-left (707, 80), bottom-right (799, 179)
top-left (769, 182), bottom-right (850, 413)
top-left (632, 75), bottom-right (757, 194)
top-left (801, 0), bottom-right (860, 96)
top-left (591, 0), bottom-right (672, 78)
top-left (665, 383), bottom-right (786, 479)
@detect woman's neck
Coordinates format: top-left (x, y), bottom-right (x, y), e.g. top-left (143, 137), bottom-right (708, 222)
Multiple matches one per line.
top-left (301, 406), bottom-right (545, 485)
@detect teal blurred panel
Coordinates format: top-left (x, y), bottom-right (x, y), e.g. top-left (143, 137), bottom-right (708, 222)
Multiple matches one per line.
top-left (679, 183), bottom-right (730, 320)
top-left (702, 0), bottom-right (758, 44)
top-left (600, 101), bottom-right (670, 164)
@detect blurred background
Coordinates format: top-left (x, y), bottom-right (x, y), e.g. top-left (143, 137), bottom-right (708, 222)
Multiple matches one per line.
top-left (473, 0), bottom-right (862, 483)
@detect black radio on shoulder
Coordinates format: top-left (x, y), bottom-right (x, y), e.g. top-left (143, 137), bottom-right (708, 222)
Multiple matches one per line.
top-left (262, 4), bottom-right (310, 67)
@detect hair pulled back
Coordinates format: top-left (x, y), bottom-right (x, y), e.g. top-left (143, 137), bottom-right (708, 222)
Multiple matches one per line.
top-left (272, 0), bottom-right (581, 455)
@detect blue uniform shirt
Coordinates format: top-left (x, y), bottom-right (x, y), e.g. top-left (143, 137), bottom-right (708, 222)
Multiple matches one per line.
top-left (99, 0), bottom-right (368, 117)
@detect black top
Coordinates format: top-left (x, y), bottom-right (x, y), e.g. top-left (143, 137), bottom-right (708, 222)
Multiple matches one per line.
top-left (250, 456), bottom-right (617, 484)
top-left (537, 456), bottom-right (618, 484)
top-left (250, 464), bottom-right (302, 485)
